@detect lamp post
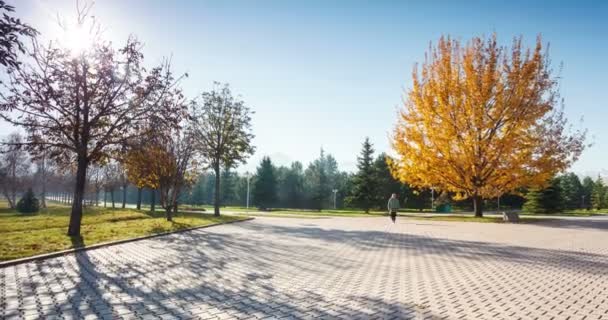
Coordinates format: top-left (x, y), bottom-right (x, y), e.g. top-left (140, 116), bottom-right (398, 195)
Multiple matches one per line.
top-left (245, 172), bottom-right (251, 213)
top-left (497, 195), bottom-right (501, 211)
top-left (332, 189), bottom-right (338, 209)
top-left (431, 187), bottom-right (435, 210)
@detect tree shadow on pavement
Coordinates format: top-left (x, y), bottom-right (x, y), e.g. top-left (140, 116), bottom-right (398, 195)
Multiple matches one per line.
top-left (6, 218), bottom-right (607, 319)
top-left (235, 220), bottom-right (608, 275)
top-left (523, 216), bottom-right (608, 231)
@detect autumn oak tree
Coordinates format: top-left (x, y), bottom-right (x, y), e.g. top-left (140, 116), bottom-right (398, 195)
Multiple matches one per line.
top-left (0, 15), bottom-right (182, 235)
top-left (391, 35), bottom-right (586, 217)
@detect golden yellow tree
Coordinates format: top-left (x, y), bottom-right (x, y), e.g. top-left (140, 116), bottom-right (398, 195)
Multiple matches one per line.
top-left (391, 35), bottom-right (586, 217)
top-left (123, 144), bottom-right (167, 211)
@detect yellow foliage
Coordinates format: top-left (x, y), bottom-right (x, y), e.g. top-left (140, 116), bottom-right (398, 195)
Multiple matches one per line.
top-left (124, 144), bottom-right (174, 190)
top-left (391, 35), bottom-right (585, 203)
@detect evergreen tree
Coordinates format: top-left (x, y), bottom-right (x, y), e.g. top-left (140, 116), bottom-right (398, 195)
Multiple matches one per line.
top-left (523, 178), bottom-right (564, 213)
top-left (204, 173), bottom-right (216, 204)
top-left (560, 173), bottom-right (583, 209)
top-left (372, 154), bottom-right (411, 209)
top-left (16, 188), bottom-right (40, 214)
top-left (591, 176), bottom-right (606, 210)
top-left (253, 157), bottom-right (277, 210)
top-left (543, 177), bottom-right (564, 213)
top-left (280, 162), bottom-right (305, 208)
top-left (190, 174), bottom-right (207, 205)
top-left (234, 174), bottom-right (250, 207)
top-left (522, 188), bottom-right (543, 213)
top-left (582, 176), bottom-right (595, 210)
top-left (220, 168), bottom-right (237, 206)
top-left (348, 138), bottom-right (376, 213)
top-left (305, 150), bottom-right (331, 210)
top-left (409, 188), bottom-right (432, 211)
top-left (332, 171), bottom-right (351, 209)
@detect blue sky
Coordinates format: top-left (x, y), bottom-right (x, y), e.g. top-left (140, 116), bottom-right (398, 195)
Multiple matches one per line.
top-left (7, 0), bottom-right (608, 175)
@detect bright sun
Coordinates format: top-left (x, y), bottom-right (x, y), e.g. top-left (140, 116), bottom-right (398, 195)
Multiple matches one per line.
top-left (62, 25), bottom-right (94, 54)
top-left (59, 17), bottom-right (98, 55)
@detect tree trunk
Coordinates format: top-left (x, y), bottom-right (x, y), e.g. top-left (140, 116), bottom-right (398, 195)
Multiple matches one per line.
top-left (174, 201), bottom-right (178, 215)
top-left (122, 182), bottom-right (127, 208)
top-left (136, 188), bottom-right (142, 210)
top-left (473, 194), bottom-right (484, 217)
top-left (111, 189), bottom-right (115, 208)
top-left (40, 153), bottom-right (47, 209)
top-left (67, 156), bottom-right (88, 236)
top-left (165, 205), bottom-right (173, 221)
top-left (151, 189), bottom-right (156, 213)
top-left (104, 190), bottom-right (107, 207)
top-left (214, 163), bottom-right (221, 217)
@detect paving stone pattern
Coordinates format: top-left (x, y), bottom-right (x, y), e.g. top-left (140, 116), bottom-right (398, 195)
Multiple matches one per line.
top-left (2, 216), bottom-right (608, 319)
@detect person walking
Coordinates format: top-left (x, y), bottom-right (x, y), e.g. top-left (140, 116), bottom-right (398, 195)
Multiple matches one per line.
top-left (387, 193), bottom-right (400, 223)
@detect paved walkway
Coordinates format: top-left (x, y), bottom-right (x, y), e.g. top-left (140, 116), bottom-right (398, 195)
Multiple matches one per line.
top-left (2, 216), bottom-right (608, 320)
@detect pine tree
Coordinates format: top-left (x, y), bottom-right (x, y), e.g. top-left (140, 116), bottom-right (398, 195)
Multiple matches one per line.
top-left (220, 168), bottom-right (237, 206)
top-left (305, 149), bottom-right (331, 211)
top-left (591, 176), bottom-right (606, 210)
top-left (522, 188), bottom-right (543, 213)
top-left (373, 154), bottom-right (411, 209)
top-left (349, 138), bottom-right (376, 213)
top-left (543, 178), bottom-right (564, 213)
top-left (16, 188), bottom-right (40, 214)
top-left (523, 178), bottom-right (564, 214)
top-left (190, 174), bottom-right (207, 206)
top-left (582, 176), bottom-right (595, 210)
top-left (559, 173), bottom-right (583, 209)
top-left (282, 162), bottom-right (305, 208)
top-left (253, 157), bottom-right (277, 210)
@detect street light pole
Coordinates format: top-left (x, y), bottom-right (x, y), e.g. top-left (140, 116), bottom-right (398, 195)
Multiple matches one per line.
top-left (497, 195), bottom-right (501, 211)
top-left (332, 189), bottom-right (338, 209)
top-left (245, 172), bottom-right (250, 213)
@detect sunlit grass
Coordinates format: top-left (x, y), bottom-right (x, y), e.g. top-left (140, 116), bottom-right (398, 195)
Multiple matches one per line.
top-left (0, 201), bottom-right (246, 261)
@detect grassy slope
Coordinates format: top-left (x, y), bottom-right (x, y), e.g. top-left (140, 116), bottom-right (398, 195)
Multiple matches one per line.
top-left (0, 202), bottom-right (244, 261)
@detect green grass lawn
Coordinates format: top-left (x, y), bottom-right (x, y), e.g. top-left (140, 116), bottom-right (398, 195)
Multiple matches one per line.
top-left (0, 202), bottom-right (246, 262)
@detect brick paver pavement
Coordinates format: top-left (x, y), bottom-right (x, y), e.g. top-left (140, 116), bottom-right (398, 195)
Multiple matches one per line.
top-left (2, 216), bottom-right (608, 319)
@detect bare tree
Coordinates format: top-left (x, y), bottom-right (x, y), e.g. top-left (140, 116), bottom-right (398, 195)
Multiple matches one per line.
top-left (86, 164), bottom-right (104, 206)
top-left (158, 125), bottom-right (198, 221)
top-left (0, 9), bottom-right (183, 235)
top-left (33, 149), bottom-right (51, 208)
top-left (191, 83), bottom-right (255, 216)
top-left (102, 162), bottom-right (122, 209)
top-left (0, 133), bottom-right (30, 208)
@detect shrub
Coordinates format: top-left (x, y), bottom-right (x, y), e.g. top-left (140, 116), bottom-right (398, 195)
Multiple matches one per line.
top-left (16, 188), bottom-right (40, 214)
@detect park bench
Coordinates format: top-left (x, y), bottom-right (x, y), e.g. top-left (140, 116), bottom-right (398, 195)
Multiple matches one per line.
top-left (502, 211), bottom-right (519, 223)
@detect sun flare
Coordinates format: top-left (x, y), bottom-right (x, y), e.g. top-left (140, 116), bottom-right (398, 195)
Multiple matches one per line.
top-left (62, 25), bottom-right (94, 54)
top-left (59, 18), bottom-right (98, 55)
